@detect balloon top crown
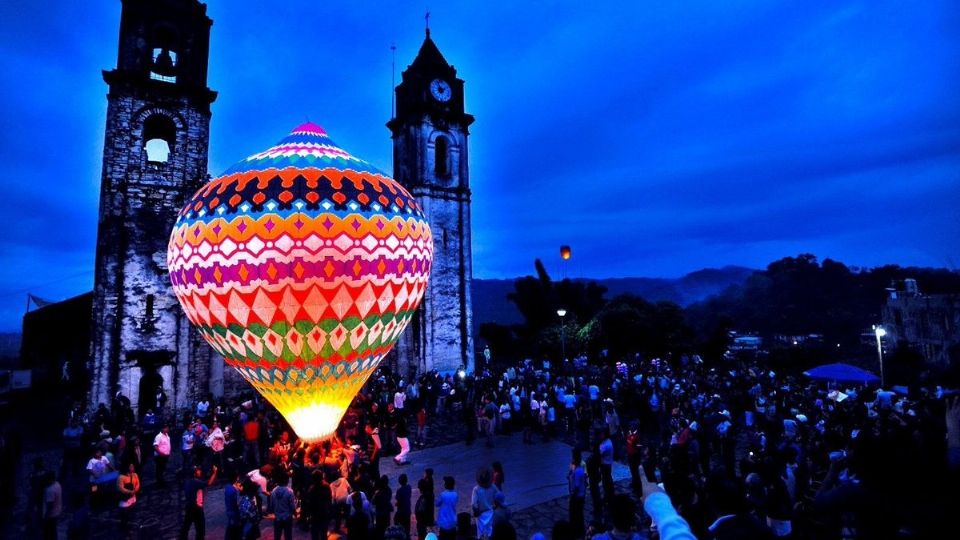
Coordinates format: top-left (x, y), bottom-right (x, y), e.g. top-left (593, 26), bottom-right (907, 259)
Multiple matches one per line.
top-left (221, 122), bottom-right (386, 177)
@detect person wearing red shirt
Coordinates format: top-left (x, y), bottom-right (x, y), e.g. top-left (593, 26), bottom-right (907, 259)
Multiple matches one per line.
top-left (243, 416), bottom-right (260, 468)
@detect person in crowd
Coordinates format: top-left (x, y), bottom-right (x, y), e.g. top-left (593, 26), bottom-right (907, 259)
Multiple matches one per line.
top-left (116, 463), bottom-right (140, 531)
top-left (586, 442), bottom-right (603, 522)
top-left (568, 449), bottom-right (586, 539)
top-left (395, 473), bottom-right (412, 537)
top-left (85, 448), bottom-right (114, 490)
top-left (436, 476), bottom-right (459, 540)
top-left (491, 461), bottom-right (505, 493)
top-left (239, 479), bottom-right (264, 540)
top-left (207, 420), bottom-right (226, 472)
top-left (416, 468), bottom-right (436, 540)
top-left (304, 469), bottom-right (332, 540)
top-left (346, 491), bottom-right (372, 540)
top-left (41, 471), bottom-right (62, 540)
top-left (395, 413), bottom-right (411, 465)
top-left (416, 406), bottom-right (429, 447)
top-left (181, 421), bottom-right (197, 473)
top-left (179, 464), bottom-right (218, 540)
top-left (330, 470), bottom-right (352, 531)
top-left (372, 474), bottom-right (394, 539)
top-left (472, 467), bottom-right (500, 540)
top-left (244, 414), bottom-right (261, 469)
top-left (268, 469), bottom-right (296, 540)
top-left (153, 425), bottom-right (171, 486)
top-left (599, 428), bottom-right (615, 507)
top-left (225, 470), bottom-right (243, 540)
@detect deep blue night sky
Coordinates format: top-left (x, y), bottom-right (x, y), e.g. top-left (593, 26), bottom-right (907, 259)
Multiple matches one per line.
top-left (0, 0), bottom-right (958, 331)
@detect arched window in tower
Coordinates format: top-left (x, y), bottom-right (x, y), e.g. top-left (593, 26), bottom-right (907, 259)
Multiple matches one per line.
top-left (143, 114), bottom-right (176, 163)
top-left (434, 136), bottom-right (449, 178)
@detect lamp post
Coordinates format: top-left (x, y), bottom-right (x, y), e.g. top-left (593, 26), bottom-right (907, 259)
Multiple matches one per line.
top-left (557, 308), bottom-right (567, 363)
top-left (873, 325), bottom-right (886, 387)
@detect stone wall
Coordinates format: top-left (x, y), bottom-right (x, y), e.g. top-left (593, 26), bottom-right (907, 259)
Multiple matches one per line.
top-left (392, 118), bottom-right (474, 375)
top-left (90, 88), bottom-right (215, 416)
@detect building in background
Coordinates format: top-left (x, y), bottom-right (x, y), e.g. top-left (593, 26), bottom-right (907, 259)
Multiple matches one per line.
top-left (882, 279), bottom-right (960, 367)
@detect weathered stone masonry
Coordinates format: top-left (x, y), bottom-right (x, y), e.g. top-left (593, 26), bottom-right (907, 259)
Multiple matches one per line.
top-left (89, 0), bottom-right (243, 415)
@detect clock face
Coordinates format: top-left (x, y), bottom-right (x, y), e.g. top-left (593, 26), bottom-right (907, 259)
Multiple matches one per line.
top-left (430, 79), bottom-right (452, 102)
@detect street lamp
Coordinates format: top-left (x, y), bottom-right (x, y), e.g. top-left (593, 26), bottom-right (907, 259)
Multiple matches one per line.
top-left (557, 309), bottom-right (567, 362)
top-left (873, 325), bottom-right (886, 387)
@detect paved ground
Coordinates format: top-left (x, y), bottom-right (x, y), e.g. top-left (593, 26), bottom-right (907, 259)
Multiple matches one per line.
top-left (379, 433), bottom-right (631, 525)
top-left (13, 431), bottom-right (630, 539)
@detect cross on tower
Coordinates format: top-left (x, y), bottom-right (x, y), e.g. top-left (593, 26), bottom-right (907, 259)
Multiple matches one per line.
top-left (425, 10), bottom-right (430, 35)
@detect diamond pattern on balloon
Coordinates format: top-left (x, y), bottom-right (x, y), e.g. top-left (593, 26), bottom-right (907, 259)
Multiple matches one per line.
top-left (228, 292), bottom-right (251, 326)
top-left (252, 289), bottom-right (278, 325)
top-left (330, 286), bottom-right (354, 320)
top-left (306, 327), bottom-right (327, 355)
top-left (394, 284), bottom-right (409, 312)
top-left (208, 294), bottom-right (228, 326)
top-left (279, 287), bottom-right (300, 323)
top-left (275, 234), bottom-right (294, 253)
top-left (329, 324), bottom-right (348, 351)
top-left (303, 234), bottom-right (323, 252)
top-left (354, 284), bottom-right (377, 318)
top-left (285, 328), bottom-right (304, 356)
top-left (349, 323), bottom-right (367, 351)
top-left (262, 328), bottom-right (284, 358)
top-left (192, 294), bottom-right (211, 326)
top-left (361, 235), bottom-right (378, 252)
top-left (242, 329), bottom-right (264, 357)
top-left (333, 233), bottom-right (354, 253)
top-left (302, 286), bottom-right (329, 323)
top-left (376, 284), bottom-right (395, 314)
top-left (367, 320), bottom-right (384, 346)
top-left (247, 236), bottom-right (265, 255)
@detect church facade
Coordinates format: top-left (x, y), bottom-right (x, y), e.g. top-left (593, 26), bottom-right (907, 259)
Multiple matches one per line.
top-left (83, 0), bottom-right (474, 415)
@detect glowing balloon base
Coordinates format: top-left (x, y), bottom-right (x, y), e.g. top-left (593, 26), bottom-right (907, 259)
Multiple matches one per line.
top-left (279, 401), bottom-right (353, 443)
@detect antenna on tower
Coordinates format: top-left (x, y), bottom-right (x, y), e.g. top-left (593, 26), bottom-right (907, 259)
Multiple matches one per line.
top-left (390, 43), bottom-right (397, 117)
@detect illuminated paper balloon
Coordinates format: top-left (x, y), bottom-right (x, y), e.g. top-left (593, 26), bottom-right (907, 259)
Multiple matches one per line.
top-left (560, 245), bottom-right (572, 260)
top-left (168, 123), bottom-right (432, 442)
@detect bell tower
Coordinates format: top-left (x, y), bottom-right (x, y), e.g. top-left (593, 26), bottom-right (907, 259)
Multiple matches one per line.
top-left (89, 0), bottom-right (219, 414)
top-left (388, 29), bottom-right (475, 375)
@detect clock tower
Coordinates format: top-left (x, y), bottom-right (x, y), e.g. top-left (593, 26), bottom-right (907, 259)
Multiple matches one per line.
top-left (388, 29), bottom-right (475, 375)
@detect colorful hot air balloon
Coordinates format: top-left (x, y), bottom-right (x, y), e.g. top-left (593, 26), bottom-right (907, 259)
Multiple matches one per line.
top-left (560, 245), bottom-right (572, 260)
top-left (167, 123), bottom-right (432, 442)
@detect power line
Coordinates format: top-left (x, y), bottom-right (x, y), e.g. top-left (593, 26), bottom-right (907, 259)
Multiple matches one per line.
top-left (0, 270), bottom-right (93, 300)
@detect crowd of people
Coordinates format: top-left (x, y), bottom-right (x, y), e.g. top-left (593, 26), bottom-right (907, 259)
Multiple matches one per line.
top-left (21, 350), bottom-right (960, 539)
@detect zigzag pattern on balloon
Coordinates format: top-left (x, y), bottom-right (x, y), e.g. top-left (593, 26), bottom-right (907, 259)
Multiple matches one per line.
top-left (168, 122), bottom-right (434, 442)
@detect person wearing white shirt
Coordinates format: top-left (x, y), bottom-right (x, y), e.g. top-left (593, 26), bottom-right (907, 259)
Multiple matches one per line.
top-left (196, 398), bottom-right (210, 418)
top-left (86, 449), bottom-right (112, 486)
top-left (153, 426), bottom-right (171, 486)
top-left (206, 421), bottom-right (226, 471)
top-left (394, 388), bottom-right (407, 410)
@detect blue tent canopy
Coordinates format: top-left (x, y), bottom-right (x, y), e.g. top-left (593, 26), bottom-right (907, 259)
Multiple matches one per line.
top-left (803, 363), bottom-right (879, 384)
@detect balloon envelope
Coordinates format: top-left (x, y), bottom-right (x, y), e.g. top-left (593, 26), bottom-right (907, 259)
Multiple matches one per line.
top-left (168, 123), bottom-right (432, 442)
top-left (560, 245), bottom-right (572, 260)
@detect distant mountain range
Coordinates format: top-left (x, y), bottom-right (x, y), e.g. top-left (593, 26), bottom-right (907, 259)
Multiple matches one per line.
top-left (472, 266), bottom-right (756, 328)
top-left (0, 268), bottom-right (755, 362)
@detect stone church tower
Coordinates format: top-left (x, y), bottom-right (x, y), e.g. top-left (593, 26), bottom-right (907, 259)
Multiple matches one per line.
top-left (89, 0), bottom-right (228, 415)
top-left (388, 30), bottom-right (475, 375)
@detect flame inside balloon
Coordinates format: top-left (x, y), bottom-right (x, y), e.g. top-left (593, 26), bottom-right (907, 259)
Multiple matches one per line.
top-left (167, 123), bottom-right (432, 442)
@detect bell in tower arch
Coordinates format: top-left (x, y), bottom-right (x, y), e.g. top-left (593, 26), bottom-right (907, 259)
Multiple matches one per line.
top-left (153, 47), bottom-right (177, 76)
